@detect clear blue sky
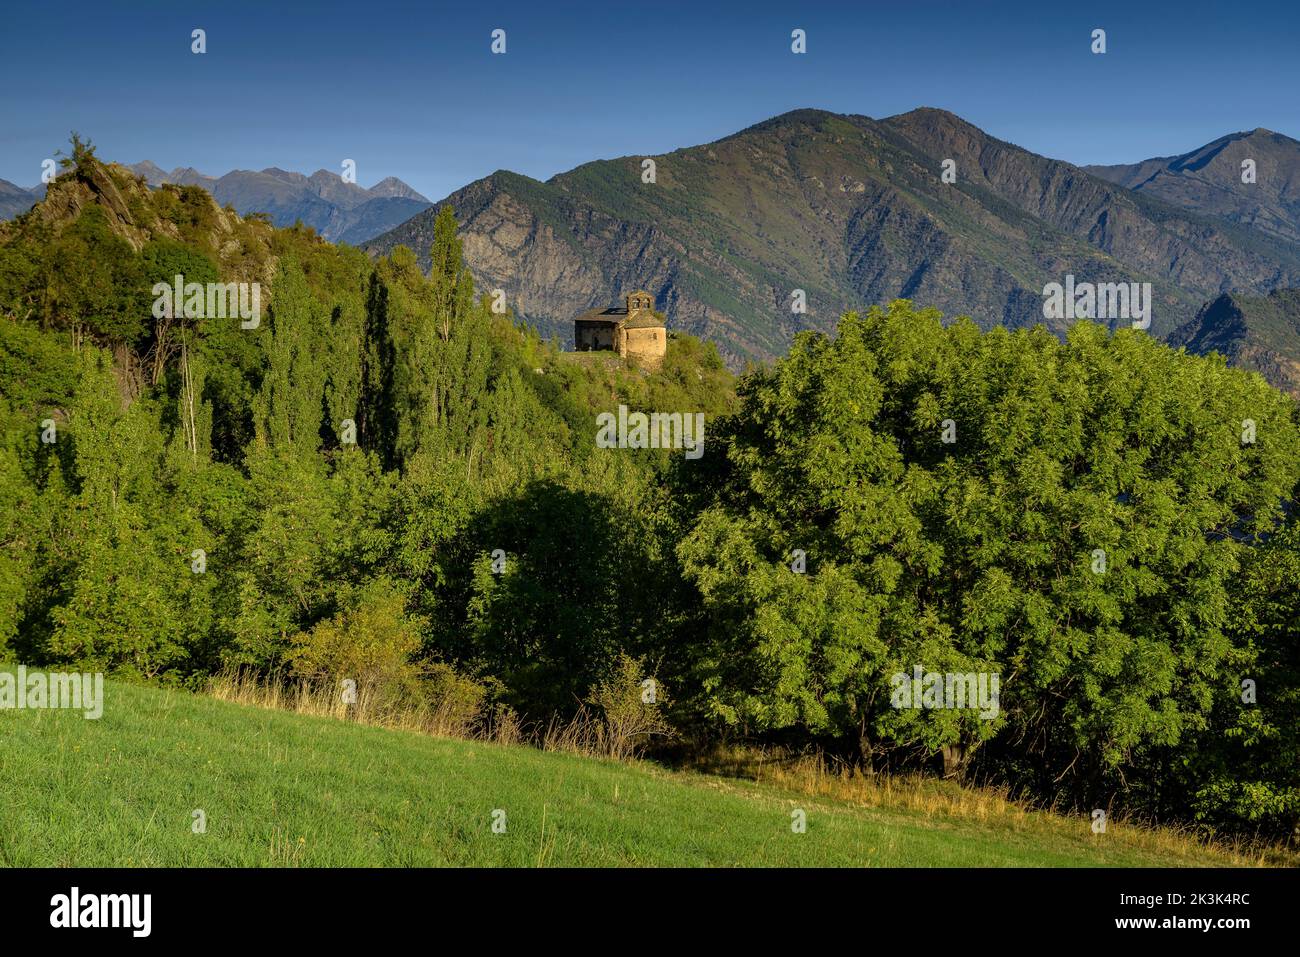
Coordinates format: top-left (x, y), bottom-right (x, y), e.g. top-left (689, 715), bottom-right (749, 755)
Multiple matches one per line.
top-left (2, 0), bottom-right (1298, 198)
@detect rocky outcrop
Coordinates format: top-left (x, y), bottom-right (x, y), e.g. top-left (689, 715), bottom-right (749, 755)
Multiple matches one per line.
top-left (34, 159), bottom-right (161, 251)
top-left (5, 155), bottom-right (279, 292)
top-left (1171, 289), bottom-right (1300, 398)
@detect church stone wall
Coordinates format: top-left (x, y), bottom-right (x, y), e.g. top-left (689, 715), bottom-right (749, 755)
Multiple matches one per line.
top-left (625, 326), bottom-right (666, 368)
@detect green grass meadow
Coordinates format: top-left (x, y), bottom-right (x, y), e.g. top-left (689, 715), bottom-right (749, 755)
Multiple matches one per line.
top-left (0, 676), bottom-right (1257, 867)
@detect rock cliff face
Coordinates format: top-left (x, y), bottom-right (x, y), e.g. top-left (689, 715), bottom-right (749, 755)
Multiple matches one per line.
top-left (368, 109), bottom-right (1300, 368)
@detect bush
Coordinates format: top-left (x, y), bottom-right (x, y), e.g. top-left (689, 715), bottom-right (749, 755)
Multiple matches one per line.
top-left (287, 578), bottom-right (424, 715)
top-left (422, 661), bottom-right (489, 738)
top-left (588, 654), bottom-right (673, 760)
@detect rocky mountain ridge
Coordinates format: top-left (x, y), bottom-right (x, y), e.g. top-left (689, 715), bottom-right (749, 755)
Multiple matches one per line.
top-left (369, 108), bottom-right (1300, 367)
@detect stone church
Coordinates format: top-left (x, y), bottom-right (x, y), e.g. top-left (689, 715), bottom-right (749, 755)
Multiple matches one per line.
top-left (574, 290), bottom-right (667, 367)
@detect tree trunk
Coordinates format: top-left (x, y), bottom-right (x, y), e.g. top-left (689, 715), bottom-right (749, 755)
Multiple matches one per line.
top-left (853, 727), bottom-right (873, 775)
top-left (941, 744), bottom-right (966, 778)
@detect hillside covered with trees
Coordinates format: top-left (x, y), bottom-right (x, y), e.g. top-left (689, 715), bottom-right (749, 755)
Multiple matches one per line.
top-left (2, 140), bottom-right (1298, 844)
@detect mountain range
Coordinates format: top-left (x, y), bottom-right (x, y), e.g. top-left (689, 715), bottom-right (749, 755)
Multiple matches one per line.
top-left (123, 163), bottom-right (431, 245)
top-left (0, 163), bottom-right (430, 247)
top-left (0, 179), bottom-right (44, 220)
top-left (6, 109), bottom-right (1300, 393)
top-left (368, 108), bottom-right (1300, 380)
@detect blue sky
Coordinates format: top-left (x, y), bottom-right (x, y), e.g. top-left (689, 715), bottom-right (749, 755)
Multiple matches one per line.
top-left (2, 0), bottom-right (1298, 198)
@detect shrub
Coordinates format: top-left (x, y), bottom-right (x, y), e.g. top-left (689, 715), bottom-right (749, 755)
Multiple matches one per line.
top-left (588, 654), bottom-right (674, 760)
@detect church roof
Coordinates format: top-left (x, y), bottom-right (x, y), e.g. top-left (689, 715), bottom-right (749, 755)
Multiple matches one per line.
top-left (623, 311), bottom-right (665, 329)
top-left (574, 292), bottom-right (666, 329)
top-left (574, 307), bottom-right (626, 323)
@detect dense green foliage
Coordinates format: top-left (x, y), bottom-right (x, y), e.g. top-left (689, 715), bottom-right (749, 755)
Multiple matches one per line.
top-left (679, 303), bottom-right (1300, 835)
top-left (0, 150), bottom-right (733, 716)
top-left (2, 145), bottom-right (1298, 841)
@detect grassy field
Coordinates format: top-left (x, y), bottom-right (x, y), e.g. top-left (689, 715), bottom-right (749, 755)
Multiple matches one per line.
top-left (0, 675), bottom-right (1277, 867)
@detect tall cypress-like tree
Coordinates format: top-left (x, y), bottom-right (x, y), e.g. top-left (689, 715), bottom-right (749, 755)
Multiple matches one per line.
top-left (252, 257), bottom-right (328, 456)
top-left (360, 207), bottom-right (491, 472)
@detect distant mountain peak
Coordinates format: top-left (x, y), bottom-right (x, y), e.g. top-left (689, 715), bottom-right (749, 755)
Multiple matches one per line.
top-left (890, 105), bottom-right (964, 122)
top-left (261, 167), bottom-right (310, 188)
top-left (768, 107), bottom-right (841, 123)
top-left (368, 176), bottom-right (429, 203)
top-left (127, 160), bottom-right (168, 185)
top-left (0, 177), bottom-right (42, 220)
top-left (1087, 123), bottom-right (1300, 245)
top-left (886, 106), bottom-right (987, 132)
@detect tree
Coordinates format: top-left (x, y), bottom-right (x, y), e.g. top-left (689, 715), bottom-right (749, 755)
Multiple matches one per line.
top-left (44, 206), bottom-right (148, 347)
top-left (1184, 521), bottom-right (1300, 838)
top-left (679, 301), bottom-right (1300, 796)
top-left (251, 257), bottom-right (329, 455)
